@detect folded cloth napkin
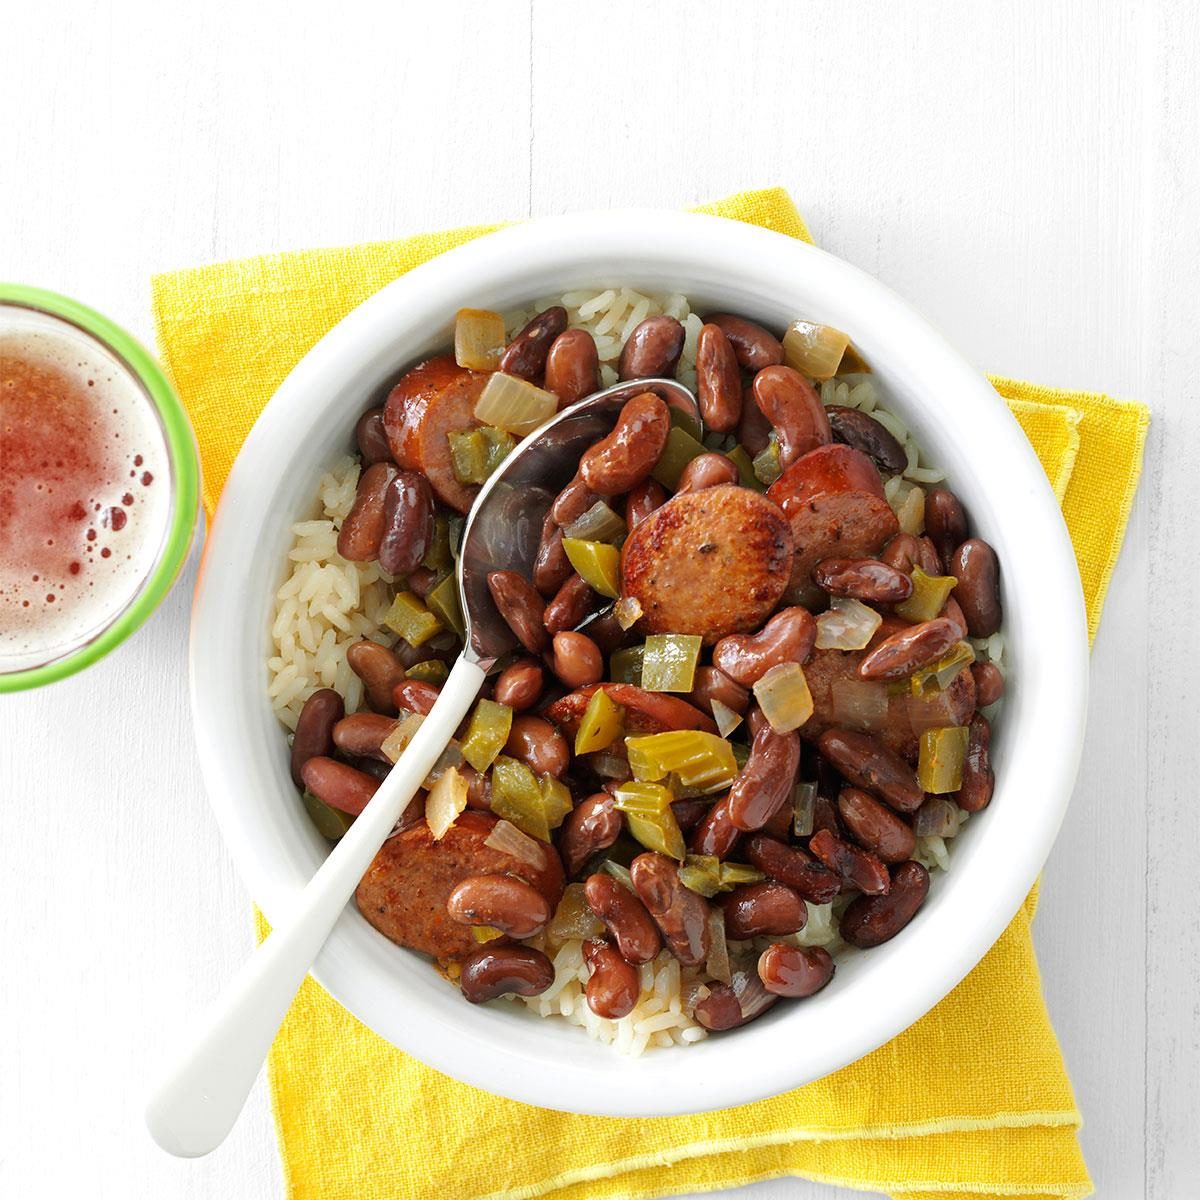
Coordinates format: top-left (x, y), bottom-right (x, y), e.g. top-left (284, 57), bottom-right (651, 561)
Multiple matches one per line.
top-left (153, 188), bottom-right (1148, 1200)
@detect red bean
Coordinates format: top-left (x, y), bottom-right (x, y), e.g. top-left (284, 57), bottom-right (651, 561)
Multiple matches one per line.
top-left (299, 756), bottom-right (379, 815)
top-left (551, 631), bottom-right (603, 688)
top-left (583, 873), bottom-right (662, 964)
top-left (629, 852), bottom-right (711, 966)
top-left (488, 570), bottom-right (549, 654)
top-left (971, 661), bottom-right (1005, 707)
top-left (758, 944), bottom-right (835, 998)
top-left (493, 659), bottom-right (544, 711)
top-left (719, 881), bottom-right (807, 938)
top-left (337, 461), bottom-right (397, 561)
top-left (955, 714), bottom-right (994, 812)
top-left (377, 469), bottom-right (435, 576)
top-left (949, 538), bottom-right (1002, 637)
top-left (345, 641), bottom-right (405, 714)
top-left (840, 860), bottom-right (929, 947)
top-left (579, 392), bottom-right (671, 496)
top-left (618, 316), bottom-right (685, 380)
top-left (696, 323), bottom-right (743, 433)
top-left (836, 787), bottom-right (916, 863)
top-left (817, 728), bottom-right (925, 813)
top-left (743, 834), bottom-right (841, 904)
top-left (558, 794), bottom-right (622, 876)
top-left (354, 408), bottom-right (393, 465)
top-left (499, 306), bottom-right (567, 380)
top-left (332, 712), bottom-right (398, 761)
top-left (858, 617), bottom-right (959, 681)
top-left (544, 329), bottom-right (600, 407)
top-left (689, 794), bottom-right (742, 860)
top-left (290, 688), bottom-right (344, 786)
top-left (809, 828), bottom-right (891, 895)
top-left (583, 939), bottom-right (641, 1019)
top-left (447, 874), bottom-right (550, 938)
top-left (925, 487), bottom-right (969, 568)
top-left (812, 558), bottom-right (913, 604)
top-left (712, 607), bottom-right (816, 687)
top-left (706, 314), bottom-right (784, 371)
top-left (459, 945), bottom-right (555, 1003)
top-left (728, 724), bottom-right (801, 832)
top-left (504, 714), bottom-right (569, 778)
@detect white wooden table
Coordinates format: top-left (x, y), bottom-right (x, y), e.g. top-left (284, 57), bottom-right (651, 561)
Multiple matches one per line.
top-left (2, 2), bottom-right (1195, 1196)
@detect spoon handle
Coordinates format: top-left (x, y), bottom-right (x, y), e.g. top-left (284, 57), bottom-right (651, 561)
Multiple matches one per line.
top-left (145, 655), bottom-right (486, 1158)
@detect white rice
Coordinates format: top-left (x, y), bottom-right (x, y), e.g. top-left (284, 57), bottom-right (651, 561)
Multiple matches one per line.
top-left (267, 290), bottom-right (1003, 1053)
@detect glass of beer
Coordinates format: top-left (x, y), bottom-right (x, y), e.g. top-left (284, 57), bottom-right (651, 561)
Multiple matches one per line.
top-left (0, 285), bottom-right (200, 690)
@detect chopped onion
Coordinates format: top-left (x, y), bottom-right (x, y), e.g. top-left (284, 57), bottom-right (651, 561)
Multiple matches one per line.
top-left (454, 308), bottom-right (507, 371)
top-left (483, 817), bottom-right (546, 869)
top-left (815, 596), bottom-right (882, 651)
top-left (888, 480), bottom-right (925, 536)
top-left (564, 500), bottom-right (626, 544)
top-left (782, 320), bottom-right (850, 381)
top-left (545, 882), bottom-right (605, 947)
top-left (603, 859), bottom-right (633, 889)
top-left (914, 796), bottom-right (963, 838)
top-left (474, 372), bottom-right (558, 435)
top-left (753, 661), bottom-right (814, 733)
top-left (830, 678), bottom-right (889, 732)
top-left (792, 780), bottom-right (817, 837)
top-left (586, 749), bottom-right (633, 781)
top-left (706, 908), bottom-right (731, 985)
top-left (422, 740), bottom-right (464, 789)
top-left (614, 595), bottom-right (643, 631)
top-left (711, 698), bottom-right (743, 738)
top-left (425, 766), bottom-right (468, 840)
top-left (381, 713), bottom-right (426, 763)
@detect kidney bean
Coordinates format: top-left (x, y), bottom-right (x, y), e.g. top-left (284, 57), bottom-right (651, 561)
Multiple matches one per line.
top-left (916, 536), bottom-right (943, 575)
top-left (499, 306), bottom-right (567, 380)
top-left (505, 714), bottom-right (569, 778)
top-left (955, 714), bottom-right (994, 812)
top-left (809, 828), bottom-right (891, 895)
top-left (745, 705), bottom-right (769, 739)
top-left (459, 944), bottom-right (555, 1003)
top-left (447, 874), bottom-right (551, 938)
top-left (840, 860), bottom-right (929, 947)
top-left (720, 881), bottom-right (807, 939)
top-left (579, 392), bottom-right (670, 496)
top-left (941, 595), bottom-right (968, 639)
top-left (354, 407), bottom-right (393, 465)
top-left (289, 689), bottom-right (344, 786)
top-left (459, 764), bottom-right (493, 812)
top-left (629, 852), bottom-right (711, 966)
top-left (729, 724), bottom-right (801, 832)
top-left (752, 366), bottom-right (832, 470)
top-left (531, 516), bottom-right (572, 597)
top-left (707, 313), bottom-right (784, 371)
top-left (817, 729), bottom-right (924, 813)
top-left (583, 939), bottom-right (641, 1019)
top-left (346, 640), bottom-right (405, 714)
top-left (406, 565), bottom-right (438, 599)
top-left (826, 405), bottom-right (906, 473)
top-left (693, 968), bottom-right (778, 1030)
top-left (584, 873), bottom-right (662, 964)
top-left (558, 793), bottom-right (622, 875)
top-left (925, 487), bottom-right (969, 568)
top-left (544, 328), bottom-right (599, 407)
top-left (813, 557), bottom-right (913, 603)
top-left (813, 794), bottom-right (841, 837)
top-left (689, 666), bottom-right (750, 718)
top-left (550, 474), bottom-right (599, 527)
top-left (881, 532), bottom-right (922, 574)
top-left (671, 797), bottom-right (711, 834)
top-left (950, 538), bottom-right (1002, 637)
top-left (332, 712), bottom-right (399, 762)
top-left (544, 573), bottom-right (598, 635)
top-left (696, 323), bottom-right (743, 433)
top-left (743, 834), bottom-right (841, 904)
top-left (758, 944), bottom-right (835, 999)
top-left (336, 461), bottom-right (397, 561)
top-left (577, 611), bottom-right (630, 658)
top-left (837, 787), bottom-right (916, 863)
top-left (493, 659), bottom-right (544, 711)
top-left (618, 316), bottom-right (685, 380)
top-left (345, 755), bottom-right (393, 784)
top-left (675, 452), bottom-right (739, 495)
top-left (689, 794), bottom-right (742, 859)
top-left (300, 756), bottom-right (379, 815)
top-left (712, 607), bottom-right (817, 688)
top-left (971, 661), bottom-right (1005, 708)
top-left (738, 382), bottom-right (773, 455)
top-left (377, 469), bottom-right (434, 576)
top-left (392, 678), bottom-right (440, 716)
top-left (552, 631), bottom-right (603, 688)
top-left (626, 477), bottom-right (667, 529)
top-left (858, 616), bottom-right (959, 681)
top-left (487, 570), bottom-right (549, 654)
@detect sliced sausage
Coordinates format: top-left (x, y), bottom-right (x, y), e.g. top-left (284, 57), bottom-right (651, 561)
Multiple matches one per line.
top-left (620, 485), bottom-right (793, 645)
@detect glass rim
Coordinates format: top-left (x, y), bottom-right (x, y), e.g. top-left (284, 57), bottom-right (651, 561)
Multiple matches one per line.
top-left (0, 284), bottom-right (200, 692)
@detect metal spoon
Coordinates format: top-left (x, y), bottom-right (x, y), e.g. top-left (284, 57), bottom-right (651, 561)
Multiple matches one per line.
top-left (145, 377), bottom-right (702, 1157)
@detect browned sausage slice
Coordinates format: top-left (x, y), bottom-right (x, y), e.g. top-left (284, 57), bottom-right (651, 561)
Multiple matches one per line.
top-left (382, 355), bottom-right (487, 514)
top-left (545, 683), bottom-right (717, 737)
top-left (620, 485), bottom-right (793, 645)
top-left (767, 444), bottom-right (899, 606)
top-left (355, 810), bottom-right (565, 959)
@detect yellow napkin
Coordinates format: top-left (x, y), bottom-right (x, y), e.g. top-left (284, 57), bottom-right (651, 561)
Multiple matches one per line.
top-left (153, 189), bottom-right (1148, 1200)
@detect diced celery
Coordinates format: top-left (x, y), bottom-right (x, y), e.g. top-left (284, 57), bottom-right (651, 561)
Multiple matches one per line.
top-left (910, 640), bottom-right (976, 696)
top-left (625, 730), bottom-right (738, 791)
top-left (609, 645), bottom-right (645, 685)
top-left (782, 320), bottom-right (850, 381)
top-left (726, 445), bottom-right (763, 491)
top-left (641, 633), bottom-right (702, 693)
top-left (383, 591), bottom-right (443, 646)
top-left (679, 853), bottom-right (723, 897)
top-left (917, 726), bottom-right (970, 793)
top-left (752, 437), bottom-right (783, 486)
top-left (302, 790), bottom-right (355, 841)
top-left (895, 566), bottom-right (957, 622)
top-left (706, 907), bottom-right (731, 984)
top-left (406, 658), bottom-right (449, 686)
top-left (460, 698), bottom-right (513, 772)
top-left (448, 515), bottom-right (465, 559)
top-left (538, 774), bottom-right (574, 831)
top-left (454, 307), bottom-right (507, 371)
top-left (669, 404), bottom-right (704, 442)
top-left (651, 425), bottom-right (707, 491)
top-left (426, 573), bottom-right (464, 637)
top-left (602, 859), bottom-right (633, 889)
top-left (474, 372), bottom-right (558, 435)
top-left (613, 782), bottom-right (686, 860)
top-left (421, 516), bottom-right (453, 575)
top-left (574, 687), bottom-right (624, 755)
top-left (471, 925), bottom-right (506, 944)
top-left (719, 862), bottom-right (765, 888)
top-left (480, 425), bottom-right (516, 474)
top-left (490, 755), bottom-right (553, 841)
top-left (564, 500), bottom-right (626, 544)
top-left (545, 883), bottom-right (605, 947)
top-left (562, 538), bottom-right (621, 599)
top-left (753, 661), bottom-right (815, 733)
top-left (448, 429), bottom-right (489, 486)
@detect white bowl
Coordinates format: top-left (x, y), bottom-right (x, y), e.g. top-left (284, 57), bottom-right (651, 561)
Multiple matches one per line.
top-left (191, 210), bottom-right (1088, 1116)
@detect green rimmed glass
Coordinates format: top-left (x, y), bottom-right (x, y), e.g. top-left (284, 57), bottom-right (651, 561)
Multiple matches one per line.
top-left (0, 284), bottom-right (200, 692)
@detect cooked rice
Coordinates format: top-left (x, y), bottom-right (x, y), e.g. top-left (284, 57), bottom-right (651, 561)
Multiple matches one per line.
top-left (267, 288), bottom-right (1003, 1053)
